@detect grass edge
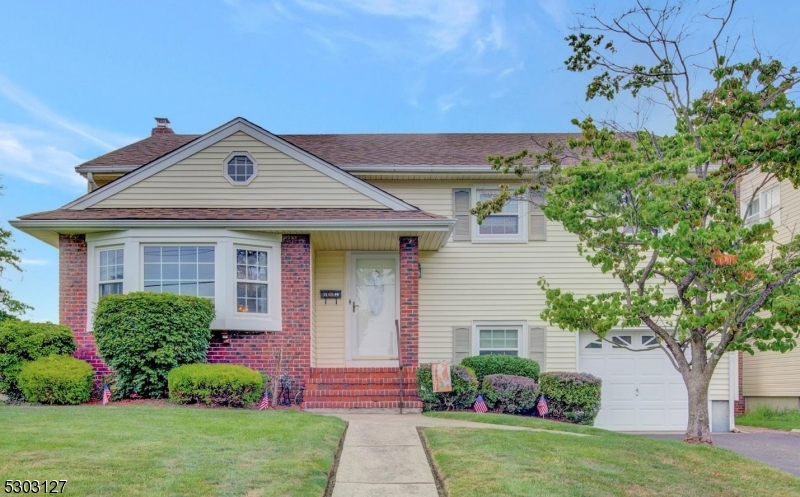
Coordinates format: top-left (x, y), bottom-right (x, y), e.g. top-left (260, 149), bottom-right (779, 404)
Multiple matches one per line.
top-left (417, 427), bottom-right (448, 497)
top-left (323, 420), bottom-right (349, 497)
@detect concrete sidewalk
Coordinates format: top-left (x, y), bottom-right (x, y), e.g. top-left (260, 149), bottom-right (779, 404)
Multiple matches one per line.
top-left (326, 413), bottom-right (582, 496)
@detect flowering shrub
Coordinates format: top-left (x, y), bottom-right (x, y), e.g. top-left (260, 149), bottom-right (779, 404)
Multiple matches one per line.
top-left (539, 372), bottom-right (602, 425)
top-left (481, 374), bottom-right (539, 414)
top-left (416, 365), bottom-right (479, 411)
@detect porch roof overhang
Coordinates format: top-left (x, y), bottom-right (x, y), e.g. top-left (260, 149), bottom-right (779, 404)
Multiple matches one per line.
top-left (10, 208), bottom-right (455, 250)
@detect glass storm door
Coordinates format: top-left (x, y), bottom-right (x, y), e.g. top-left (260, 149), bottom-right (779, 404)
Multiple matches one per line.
top-left (349, 254), bottom-right (398, 363)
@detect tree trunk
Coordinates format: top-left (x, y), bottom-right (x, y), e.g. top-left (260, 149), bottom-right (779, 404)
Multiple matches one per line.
top-left (684, 375), bottom-right (713, 444)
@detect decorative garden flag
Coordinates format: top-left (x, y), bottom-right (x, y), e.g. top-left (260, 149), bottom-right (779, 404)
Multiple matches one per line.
top-left (431, 362), bottom-right (452, 393)
top-left (102, 385), bottom-right (111, 406)
top-left (473, 394), bottom-right (488, 413)
top-left (537, 395), bottom-right (549, 417)
top-left (259, 390), bottom-right (270, 410)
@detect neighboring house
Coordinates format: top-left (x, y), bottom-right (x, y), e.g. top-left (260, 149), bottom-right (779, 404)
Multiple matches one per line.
top-left (738, 171), bottom-right (800, 412)
top-left (11, 117), bottom-right (736, 431)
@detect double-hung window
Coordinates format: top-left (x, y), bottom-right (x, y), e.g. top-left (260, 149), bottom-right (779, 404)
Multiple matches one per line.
top-left (744, 185), bottom-right (781, 227)
top-left (236, 248), bottom-right (269, 314)
top-left (477, 325), bottom-right (521, 356)
top-left (98, 248), bottom-right (124, 296)
top-left (474, 189), bottom-right (525, 241)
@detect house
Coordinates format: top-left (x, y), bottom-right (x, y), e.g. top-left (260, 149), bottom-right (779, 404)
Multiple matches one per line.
top-left (11, 117), bottom-right (736, 431)
top-left (737, 170), bottom-right (800, 413)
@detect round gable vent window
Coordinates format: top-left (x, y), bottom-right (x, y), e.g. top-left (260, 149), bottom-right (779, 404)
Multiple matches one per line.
top-left (224, 152), bottom-right (258, 185)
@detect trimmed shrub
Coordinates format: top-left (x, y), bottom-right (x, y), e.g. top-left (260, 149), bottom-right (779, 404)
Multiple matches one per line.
top-left (461, 355), bottom-right (540, 384)
top-left (0, 321), bottom-right (76, 400)
top-left (18, 355), bottom-right (94, 405)
top-left (168, 363), bottom-right (264, 407)
top-left (416, 364), bottom-right (479, 411)
top-left (481, 374), bottom-right (539, 414)
top-left (539, 372), bottom-right (602, 425)
top-left (93, 292), bottom-right (215, 399)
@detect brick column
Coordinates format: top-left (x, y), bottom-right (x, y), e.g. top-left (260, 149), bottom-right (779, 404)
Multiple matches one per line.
top-left (734, 351), bottom-right (746, 415)
top-left (399, 237), bottom-right (420, 366)
top-left (280, 235), bottom-right (312, 383)
top-left (59, 234), bottom-right (108, 373)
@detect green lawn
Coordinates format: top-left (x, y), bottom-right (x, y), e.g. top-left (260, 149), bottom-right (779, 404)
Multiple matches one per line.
top-left (0, 404), bottom-right (346, 496)
top-left (736, 406), bottom-right (800, 431)
top-left (422, 412), bottom-right (800, 497)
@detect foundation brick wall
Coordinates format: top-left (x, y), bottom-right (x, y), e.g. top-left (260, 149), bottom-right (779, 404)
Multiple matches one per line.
top-left (399, 236), bottom-right (420, 367)
top-left (59, 234), bottom-right (110, 374)
top-left (207, 234), bottom-right (312, 384)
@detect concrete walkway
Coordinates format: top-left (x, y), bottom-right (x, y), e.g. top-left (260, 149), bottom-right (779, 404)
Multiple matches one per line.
top-left (325, 413), bottom-right (582, 497)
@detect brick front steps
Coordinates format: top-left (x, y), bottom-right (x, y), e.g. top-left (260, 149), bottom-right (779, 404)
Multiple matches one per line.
top-left (304, 367), bottom-right (423, 410)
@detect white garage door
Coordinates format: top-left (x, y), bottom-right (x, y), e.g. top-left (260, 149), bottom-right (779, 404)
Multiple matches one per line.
top-left (579, 331), bottom-right (688, 431)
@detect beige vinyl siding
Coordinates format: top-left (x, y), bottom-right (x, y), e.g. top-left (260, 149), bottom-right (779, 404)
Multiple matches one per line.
top-left (371, 180), bottom-right (621, 371)
top-left (372, 179), bottom-right (731, 399)
top-left (709, 353), bottom-right (730, 400)
top-left (740, 171), bottom-right (800, 396)
top-left (314, 251), bottom-right (346, 366)
top-left (93, 132), bottom-right (385, 209)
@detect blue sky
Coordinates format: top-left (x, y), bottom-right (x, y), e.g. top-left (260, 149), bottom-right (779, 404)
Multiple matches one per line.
top-left (1, 0), bottom-right (798, 322)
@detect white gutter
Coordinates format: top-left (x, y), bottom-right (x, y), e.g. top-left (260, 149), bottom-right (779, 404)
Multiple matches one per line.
top-left (75, 165), bottom-right (139, 174)
top-left (10, 218), bottom-right (455, 232)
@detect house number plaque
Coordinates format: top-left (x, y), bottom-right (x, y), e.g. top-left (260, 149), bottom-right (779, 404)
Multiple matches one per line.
top-left (320, 290), bottom-right (341, 304)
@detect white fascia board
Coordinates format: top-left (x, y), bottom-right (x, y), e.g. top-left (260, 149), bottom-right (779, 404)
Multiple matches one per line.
top-left (63, 118), bottom-right (417, 212)
top-left (75, 165), bottom-right (139, 174)
top-left (10, 218), bottom-right (455, 232)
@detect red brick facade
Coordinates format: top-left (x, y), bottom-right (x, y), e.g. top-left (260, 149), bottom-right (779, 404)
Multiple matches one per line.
top-left (305, 367), bottom-right (421, 409)
top-left (207, 234), bottom-right (312, 383)
top-left (399, 237), bottom-right (420, 366)
top-left (59, 234), bottom-right (109, 374)
top-left (734, 351), bottom-right (746, 415)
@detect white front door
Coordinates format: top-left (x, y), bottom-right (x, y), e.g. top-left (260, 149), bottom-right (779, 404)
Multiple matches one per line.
top-left (579, 331), bottom-right (688, 431)
top-left (347, 253), bottom-right (399, 366)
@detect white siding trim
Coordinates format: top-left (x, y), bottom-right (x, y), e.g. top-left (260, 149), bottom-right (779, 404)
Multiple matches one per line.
top-left (63, 118), bottom-right (417, 211)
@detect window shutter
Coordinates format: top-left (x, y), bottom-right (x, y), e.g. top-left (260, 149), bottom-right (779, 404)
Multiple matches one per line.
top-left (528, 326), bottom-right (546, 370)
top-left (452, 189), bottom-right (471, 241)
top-left (528, 189), bottom-right (547, 241)
top-left (453, 326), bottom-right (472, 363)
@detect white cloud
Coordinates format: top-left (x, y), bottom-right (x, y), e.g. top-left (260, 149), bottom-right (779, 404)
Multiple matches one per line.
top-left (406, 76), bottom-right (426, 107)
top-left (538, 0), bottom-right (569, 33)
top-left (436, 90), bottom-right (469, 113)
top-left (0, 75), bottom-right (124, 151)
top-left (0, 125), bottom-right (87, 189)
top-left (292, 0), bottom-right (344, 16)
top-left (332, 0), bottom-right (482, 51)
top-left (19, 259), bottom-right (50, 266)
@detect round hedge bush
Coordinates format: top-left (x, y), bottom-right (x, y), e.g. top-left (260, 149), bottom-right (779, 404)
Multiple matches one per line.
top-left (0, 321), bottom-right (76, 400)
top-left (18, 355), bottom-right (94, 405)
top-left (93, 292), bottom-right (215, 399)
top-left (461, 355), bottom-right (540, 383)
top-left (416, 364), bottom-right (479, 411)
top-left (539, 372), bottom-right (602, 425)
top-left (168, 363), bottom-right (265, 407)
top-left (481, 374), bottom-right (539, 414)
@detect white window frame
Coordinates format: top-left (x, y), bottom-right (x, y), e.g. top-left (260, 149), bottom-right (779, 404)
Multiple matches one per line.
top-left (743, 185), bottom-right (781, 228)
top-left (234, 245), bottom-right (270, 315)
top-left (141, 244), bottom-right (217, 300)
top-left (471, 186), bottom-right (528, 243)
top-left (472, 321), bottom-right (527, 357)
top-left (86, 229), bottom-right (281, 332)
top-left (223, 151), bottom-right (258, 186)
top-left (97, 246), bottom-right (125, 297)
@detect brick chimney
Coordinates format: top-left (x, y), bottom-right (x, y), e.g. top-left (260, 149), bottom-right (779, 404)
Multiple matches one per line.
top-left (151, 117), bottom-right (174, 136)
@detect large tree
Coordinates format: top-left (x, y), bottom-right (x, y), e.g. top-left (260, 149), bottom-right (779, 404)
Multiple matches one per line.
top-left (0, 179), bottom-right (32, 320)
top-left (475, 0), bottom-right (800, 443)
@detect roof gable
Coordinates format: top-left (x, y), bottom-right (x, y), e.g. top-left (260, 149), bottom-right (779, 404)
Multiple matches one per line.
top-left (65, 118), bottom-right (415, 211)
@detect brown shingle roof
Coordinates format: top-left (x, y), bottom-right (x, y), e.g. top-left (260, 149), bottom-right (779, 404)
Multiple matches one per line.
top-left (77, 133), bottom-right (581, 169)
top-left (19, 208), bottom-right (448, 222)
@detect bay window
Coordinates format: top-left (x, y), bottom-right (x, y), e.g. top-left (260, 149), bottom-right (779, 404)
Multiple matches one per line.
top-left (87, 230), bottom-right (281, 332)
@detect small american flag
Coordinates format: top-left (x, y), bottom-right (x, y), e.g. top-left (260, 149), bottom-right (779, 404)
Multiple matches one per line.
top-left (102, 385), bottom-right (111, 406)
top-left (473, 394), bottom-right (488, 413)
top-left (258, 390), bottom-right (270, 410)
top-left (537, 395), bottom-right (549, 417)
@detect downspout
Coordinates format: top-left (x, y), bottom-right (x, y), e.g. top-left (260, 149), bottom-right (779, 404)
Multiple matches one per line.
top-left (86, 172), bottom-right (98, 192)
